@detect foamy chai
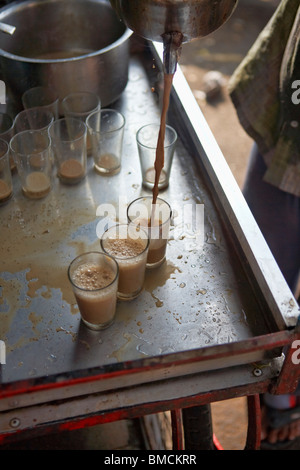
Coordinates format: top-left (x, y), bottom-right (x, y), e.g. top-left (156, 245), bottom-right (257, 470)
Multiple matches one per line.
top-left (72, 262), bottom-right (117, 327)
top-left (102, 234), bottom-right (148, 299)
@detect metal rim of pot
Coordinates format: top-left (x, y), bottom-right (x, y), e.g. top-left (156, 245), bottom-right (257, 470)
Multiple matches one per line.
top-left (0, 0), bottom-right (132, 64)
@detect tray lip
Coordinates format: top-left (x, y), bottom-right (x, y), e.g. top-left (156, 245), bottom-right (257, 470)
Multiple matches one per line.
top-left (0, 329), bottom-right (293, 400)
top-left (150, 41), bottom-right (300, 330)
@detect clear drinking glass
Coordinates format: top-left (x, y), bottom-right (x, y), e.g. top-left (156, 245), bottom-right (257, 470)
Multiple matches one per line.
top-left (14, 106), bottom-right (54, 135)
top-left (87, 108), bottom-right (125, 175)
top-left (49, 117), bottom-right (87, 185)
top-left (0, 112), bottom-right (15, 170)
top-left (62, 91), bottom-right (101, 155)
top-left (100, 223), bottom-right (149, 300)
top-left (136, 123), bottom-right (177, 190)
top-left (10, 130), bottom-right (52, 199)
top-left (22, 86), bottom-right (59, 120)
top-left (0, 138), bottom-right (13, 204)
top-left (0, 112), bottom-right (14, 142)
top-left (127, 196), bottom-right (172, 268)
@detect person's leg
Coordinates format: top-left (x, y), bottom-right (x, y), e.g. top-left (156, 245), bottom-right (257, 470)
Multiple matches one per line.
top-left (243, 143), bottom-right (300, 445)
top-left (243, 144), bottom-right (300, 293)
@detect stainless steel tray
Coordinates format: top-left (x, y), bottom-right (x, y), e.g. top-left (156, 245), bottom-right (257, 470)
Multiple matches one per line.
top-left (0, 45), bottom-right (299, 429)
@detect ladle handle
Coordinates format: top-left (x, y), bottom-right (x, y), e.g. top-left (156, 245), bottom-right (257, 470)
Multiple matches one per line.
top-left (0, 21), bottom-right (16, 35)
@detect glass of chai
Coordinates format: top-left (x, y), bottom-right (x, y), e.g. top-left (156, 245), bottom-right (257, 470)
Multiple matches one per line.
top-left (49, 117), bottom-right (87, 184)
top-left (136, 123), bottom-right (177, 191)
top-left (68, 251), bottom-right (119, 330)
top-left (100, 223), bottom-right (149, 301)
top-left (86, 109), bottom-right (125, 176)
top-left (0, 138), bottom-right (13, 204)
top-left (10, 130), bottom-right (52, 199)
top-left (127, 196), bottom-right (172, 269)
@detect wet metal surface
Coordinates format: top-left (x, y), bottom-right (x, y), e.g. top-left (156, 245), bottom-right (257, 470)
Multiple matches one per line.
top-left (0, 53), bottom-right (295, 387)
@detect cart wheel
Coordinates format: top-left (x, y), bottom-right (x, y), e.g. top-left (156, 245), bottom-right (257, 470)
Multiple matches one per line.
top-left (182, 405), bottom-right (215, 450)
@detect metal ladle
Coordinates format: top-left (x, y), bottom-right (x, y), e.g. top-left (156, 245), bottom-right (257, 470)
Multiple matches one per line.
top-left (0, 21), bottom-right (15, 35)
top-left (110, 0), bottom-right (238, 73)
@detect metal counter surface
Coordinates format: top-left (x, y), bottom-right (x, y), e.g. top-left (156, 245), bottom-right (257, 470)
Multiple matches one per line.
top-left (0, 51), bottom-right (298, 392)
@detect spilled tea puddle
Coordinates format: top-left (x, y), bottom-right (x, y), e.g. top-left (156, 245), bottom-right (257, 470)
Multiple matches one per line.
top-left (0, 184), bottom-right (99, 342)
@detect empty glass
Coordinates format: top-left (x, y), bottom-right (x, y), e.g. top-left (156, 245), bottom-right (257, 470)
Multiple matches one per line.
top-left (0, 112), bottom-right (14, 143)
top-left (0, 112), bottom-right (15, 170)
top-left (62, 91), bottom-right (101, 121)
top-left (62, 91), bottom-right (101, 154)
top-left (22, 86), bottom-right (59, 120)
top-left (14, 107), bottom-right (54, 135)
top-left (87, 109), bottom-right (125, 175)
top-left (10, 130), bottom-right (52, 199)
top-left (0, 138), bottom-right (13, 204)
top-left (136, 123), bottom-right (177, 191)
top-left (49, 117), bottom-right (87, 185)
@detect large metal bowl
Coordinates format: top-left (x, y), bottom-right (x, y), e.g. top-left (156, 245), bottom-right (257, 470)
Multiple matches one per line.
top-left (0, 0), bottom-right (132, 112)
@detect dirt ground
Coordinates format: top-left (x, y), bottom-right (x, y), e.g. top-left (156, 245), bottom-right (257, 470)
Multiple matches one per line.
top-left (180, 0), bottom-right (280, 188)
top-left (178, 0), bottom-right (280, 450)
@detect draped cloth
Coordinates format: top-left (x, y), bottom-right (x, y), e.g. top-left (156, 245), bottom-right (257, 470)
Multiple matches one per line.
top-left (229, 0), bottom-right (300, 196)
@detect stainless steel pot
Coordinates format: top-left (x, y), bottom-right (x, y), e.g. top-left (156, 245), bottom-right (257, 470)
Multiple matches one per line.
top-left (0, 0), bottom-right (132, 112)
